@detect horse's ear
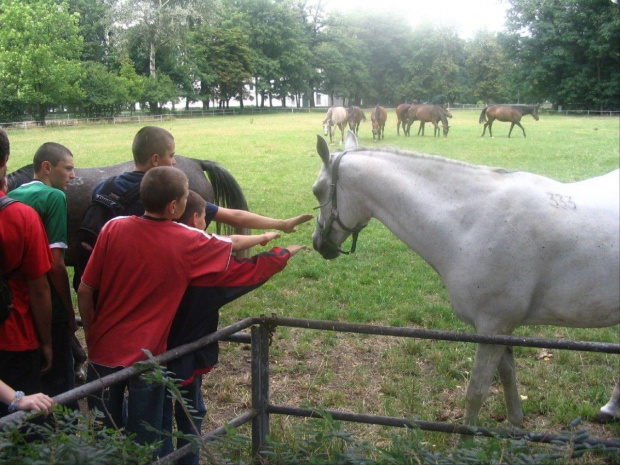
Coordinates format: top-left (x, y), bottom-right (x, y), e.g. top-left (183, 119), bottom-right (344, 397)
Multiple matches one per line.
top-left (316, 135), bottom-right (330, 165)
top-left (344, 130), bottom-right (358, 150)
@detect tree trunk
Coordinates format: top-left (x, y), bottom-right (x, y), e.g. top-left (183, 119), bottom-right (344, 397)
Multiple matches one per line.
top-left (149, 42), bottom-right (157, 78)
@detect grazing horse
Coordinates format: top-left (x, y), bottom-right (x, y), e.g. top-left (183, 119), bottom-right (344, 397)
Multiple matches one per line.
top-left (371, 104), bottom-right (387, 141)
top-left (312, 131), bottom-right (619, 426)
top-left (404, 104), bottom-right (450, 137)
top-left (395, 104), bottom-right (411, 136)
top-left (323, 106), bottom-right (349, 145)
top-left (347, 106), bottom-right (366, 136)
top-left (7, 156), bottom-right (249, 267)
top-left (480, 105), bottom-right (539, 138)
top-left (418, 106), bottom-right (452, 136)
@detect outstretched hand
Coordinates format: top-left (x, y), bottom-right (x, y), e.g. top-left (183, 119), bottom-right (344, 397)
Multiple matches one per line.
top-left (281, 214), bottom-right (314, 233)
top-left (260, 231), bottom-right (281, 246)
top-left (285, 245), bottom-right (308, 256)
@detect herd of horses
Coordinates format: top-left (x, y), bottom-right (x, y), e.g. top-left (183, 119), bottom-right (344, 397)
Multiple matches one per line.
top-left (322, 104), bottom-right (541, 144)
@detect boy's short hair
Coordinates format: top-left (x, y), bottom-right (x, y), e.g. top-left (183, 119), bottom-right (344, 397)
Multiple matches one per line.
top-left (0, 129), bottom-right (9, 166)
top-left (132, 126), bottom-right (174, 166)
top-left (141, 166), bottom-right (188, 214)
top-left (177, 190), bottom-right (206, 225)
top-left (33, 142), bottom-right (73, 172)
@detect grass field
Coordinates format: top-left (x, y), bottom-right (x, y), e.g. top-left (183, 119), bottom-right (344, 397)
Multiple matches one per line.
top-left (4, 109), bottom-right (619, 461)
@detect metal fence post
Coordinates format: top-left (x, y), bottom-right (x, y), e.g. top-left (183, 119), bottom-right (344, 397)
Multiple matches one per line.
top-left (251, 323), bottom-right (270, 459)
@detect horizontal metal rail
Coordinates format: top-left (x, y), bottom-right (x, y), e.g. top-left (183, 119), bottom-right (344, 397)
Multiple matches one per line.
top-left (266, 316), bottom-right (620, 353)
top-left (268, 405), bottom-right (620, 449)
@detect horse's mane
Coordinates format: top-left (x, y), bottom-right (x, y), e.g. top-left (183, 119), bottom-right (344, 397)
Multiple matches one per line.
top-left (346, 145), bottom-right (511, 174)
top-left (7, 164), bottom-right (34, 191)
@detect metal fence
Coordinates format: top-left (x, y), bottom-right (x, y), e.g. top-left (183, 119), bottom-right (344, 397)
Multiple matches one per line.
top-left (0, 316), bottom-right (618, 463)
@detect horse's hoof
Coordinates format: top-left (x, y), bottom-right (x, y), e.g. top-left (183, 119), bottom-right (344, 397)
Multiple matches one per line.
top-left (592, 411), bottom-right (620, 424)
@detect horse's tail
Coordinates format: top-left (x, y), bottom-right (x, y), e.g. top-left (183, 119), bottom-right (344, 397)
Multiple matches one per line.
top-left (374, 104), bottom-right (381, 122)
top-left (478, 107), bottom-right (488, 124)
top-left (7, 164), bottom-right (34, 192)
top-left (361, 111), bottom-right (367, 122)
top-left (197, 160), bottom-right (250, 236)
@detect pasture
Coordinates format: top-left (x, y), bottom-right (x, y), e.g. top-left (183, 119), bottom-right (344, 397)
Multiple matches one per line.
top-left (4, 110), bottom-right (619, 460)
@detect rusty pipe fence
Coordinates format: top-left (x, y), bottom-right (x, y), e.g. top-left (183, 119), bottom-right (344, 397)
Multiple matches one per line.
top-left (1, 316), bottom-right (618, 463)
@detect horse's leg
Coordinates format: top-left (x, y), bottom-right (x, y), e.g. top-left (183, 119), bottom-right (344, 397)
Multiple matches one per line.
top-left (432, 122), bottom-right (439, 137)
top-left (464, 343), bottom-right (505, 425)
top-left (418, 122), bottom-right (424, 136)
top-left (508, 123), bottom-right (515, 137)
top-left (594, 379), bottom-right (620, 422)
top-left (497, 346), bottom-right (523, 426)
top-left (488, 121), bottom-right (493, 138)
top-left (515, 121), bottom-right (526, 137)
top-left (481, 122), bottom-right (488, 137)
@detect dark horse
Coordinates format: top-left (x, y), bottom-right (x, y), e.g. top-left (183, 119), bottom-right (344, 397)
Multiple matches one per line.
top-left (347, 106), bottom-right (366, 136)
top-left (404, 104), bottom-right (450, 137)
top-left (371, 104), bottom-right (387, 141)
top-left (395, 104), bottom-right (411, 136)
top-left (7, 156), bottom-right (249, 267)
top-left (479, 105), bottom-right (539, 138)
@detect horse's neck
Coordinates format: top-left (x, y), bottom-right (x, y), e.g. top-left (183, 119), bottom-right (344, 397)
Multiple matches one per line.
top-left (343, 152), bottom-right (494, 274)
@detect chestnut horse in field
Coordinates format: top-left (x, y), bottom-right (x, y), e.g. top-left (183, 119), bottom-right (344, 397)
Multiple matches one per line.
top-left (404, 104), bottom-right (449, 137)
top-left (347, 106), bottom-right (367, 135)
top-left (418, 106), bottom-right (452, 137)
top-left (479, 105), bottom-right (539, 138)
top-left (371, 104), bottom-right (387, 141)
top-left (396, 104), bottom-right (411, 136)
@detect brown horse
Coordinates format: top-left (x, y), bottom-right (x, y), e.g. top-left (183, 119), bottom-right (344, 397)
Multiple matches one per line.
top-left (404, 104), bottom-right (449, 137)
top-left (395, 104), bottom-right (411, 136)
top-left (347, 106), bottom-right (367, 135)
top-left (418, 106), bottom-right (452, 137)
top-left (479, 105), bottom-right (539, 138)
top-left (371, 104), bottom-right (387, 141)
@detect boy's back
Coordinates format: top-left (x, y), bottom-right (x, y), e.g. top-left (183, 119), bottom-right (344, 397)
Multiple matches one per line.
top-left (82, 216), bottom-right (232, 367)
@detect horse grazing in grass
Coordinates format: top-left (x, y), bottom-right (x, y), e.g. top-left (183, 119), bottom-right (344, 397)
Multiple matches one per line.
top-left (395, 104), bottom-right (411, 136)
top-left (417, 106), bottom-right (452, 137)
top-left (312, 130), bottom-right (620, 426)
top-left (323, 106), bottom-right (349, 144)
top-left (371, 104), bottom-right (387, 141)
top-left (479, 105), bottom-right (539, 138)
top-left (404, 104), bottom-right (450, 137)
top-left (7, 156), bottom-right (249, 267)
top-left (347, 106), bottom-right (366, 135)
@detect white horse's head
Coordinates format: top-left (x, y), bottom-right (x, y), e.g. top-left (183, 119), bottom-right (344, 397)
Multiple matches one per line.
top-left (312, 131), bottom-right (367, 259)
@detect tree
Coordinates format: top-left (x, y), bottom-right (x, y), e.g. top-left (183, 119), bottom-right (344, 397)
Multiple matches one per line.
top-left (464, 31), bottom-right (509, 103)
top-left (402, 23), bottom-right (464, 105)
top-left (80, 61), bottom-right (128, 116)
top-left (0, 0), bottom-right (83, 122)
top-left (503, 0), bottom-right (620, 109)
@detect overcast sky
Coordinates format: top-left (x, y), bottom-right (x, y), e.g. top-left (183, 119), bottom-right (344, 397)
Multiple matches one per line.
top-left (326, 0), bottom-right (509, 39)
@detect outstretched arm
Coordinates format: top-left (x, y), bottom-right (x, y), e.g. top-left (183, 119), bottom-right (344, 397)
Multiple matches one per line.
top-left (214, 207), bottom-right (313, 233)
top-left (0, 379), bottom-right (54, 414)
top-left (229, 231), bottom-right (281, 252)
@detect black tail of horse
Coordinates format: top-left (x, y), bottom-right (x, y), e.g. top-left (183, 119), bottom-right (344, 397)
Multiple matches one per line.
top-left (478, 107), bottom-right (488, 124)
top-left (197, 160), bottom-right (250, 236)
top-left (374, 104), bottom-right (381, 121)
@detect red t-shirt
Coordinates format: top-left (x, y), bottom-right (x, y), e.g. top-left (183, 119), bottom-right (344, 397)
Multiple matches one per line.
top-left (0, 192), bottom-right (53, 351)
top-left (82, 216), bottom-right (232, 367)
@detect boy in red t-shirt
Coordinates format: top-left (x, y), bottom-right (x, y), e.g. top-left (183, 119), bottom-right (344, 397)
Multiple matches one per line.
top-left (77, 166), bottom-right (302, 452)
top-left (0, 129), bottom-right (54, 417)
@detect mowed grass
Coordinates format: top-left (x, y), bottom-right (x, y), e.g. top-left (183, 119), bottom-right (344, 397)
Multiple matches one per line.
top-left (5, 110), bottom-right (619, 458)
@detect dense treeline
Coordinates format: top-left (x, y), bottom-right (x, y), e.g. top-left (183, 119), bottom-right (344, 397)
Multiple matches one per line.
top-left (0, 0), bottom-right (618, 122)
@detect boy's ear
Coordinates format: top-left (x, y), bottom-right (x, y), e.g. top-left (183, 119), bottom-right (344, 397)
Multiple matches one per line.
top-left (187, 212), bottom-right (199, 228)
top-left (41, 160), bottom-right (52, 174)
top-left (149, 153), bottom-right (160, 167)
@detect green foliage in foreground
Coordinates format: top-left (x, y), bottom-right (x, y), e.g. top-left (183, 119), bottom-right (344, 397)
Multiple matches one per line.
top-left (2, 405), bottom-right (616, 465)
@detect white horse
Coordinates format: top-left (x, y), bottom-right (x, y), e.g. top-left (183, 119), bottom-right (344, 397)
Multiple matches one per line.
top-left (312, 131), bottom-right (620, 426)
top-left (322, 106), bottom-right (349, 145)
